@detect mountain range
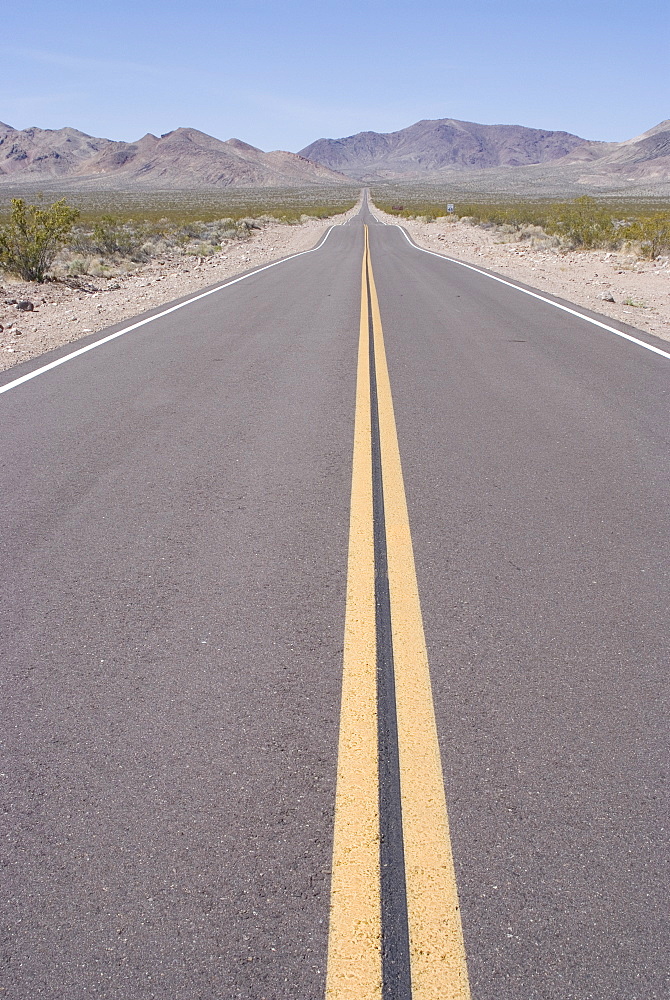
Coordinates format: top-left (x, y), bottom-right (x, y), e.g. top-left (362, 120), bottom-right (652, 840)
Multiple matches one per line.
top-left (1, 117), bottom-right (669, 191)
top-left (0, 124), bottom-right (349, 188)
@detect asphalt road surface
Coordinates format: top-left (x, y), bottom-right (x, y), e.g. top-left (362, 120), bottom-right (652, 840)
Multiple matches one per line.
top-left (1, 197), bottom-right (668, 1000)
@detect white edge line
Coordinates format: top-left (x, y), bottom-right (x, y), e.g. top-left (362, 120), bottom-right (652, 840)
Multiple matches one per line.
top-left (381, 218), bottom-right (670, 361)
top-left (0, 225), bottom-right (338, 396)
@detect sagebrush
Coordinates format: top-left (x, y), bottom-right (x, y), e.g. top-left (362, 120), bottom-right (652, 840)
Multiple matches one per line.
top-left (0, 198), bottom-right (79, 281)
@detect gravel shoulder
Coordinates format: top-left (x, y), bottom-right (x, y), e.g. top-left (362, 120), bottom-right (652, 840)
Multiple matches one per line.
top-left (0, 204), bottom-right (360, 373)
top-left (370, 205), bottom-right (670, 344)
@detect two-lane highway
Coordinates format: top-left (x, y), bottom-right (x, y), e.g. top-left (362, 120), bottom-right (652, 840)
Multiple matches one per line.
top-left (1, 198), bottom-right (668, 999)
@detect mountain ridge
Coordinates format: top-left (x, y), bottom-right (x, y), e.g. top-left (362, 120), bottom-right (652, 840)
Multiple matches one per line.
top-left (298, 117), bottom-right (670, 183)
top-left (1, 117), bottom-right (669, 190)
top-left (0, 124), bottom-right (350, 188)
top-left (298, 118), bottom-right (593, 179)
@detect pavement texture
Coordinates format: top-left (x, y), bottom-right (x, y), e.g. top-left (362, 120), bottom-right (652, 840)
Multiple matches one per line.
top-left (1, 201), bottom-right (668, 999)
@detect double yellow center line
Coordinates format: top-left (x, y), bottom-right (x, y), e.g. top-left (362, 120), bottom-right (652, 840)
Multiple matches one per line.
top-left (326, 226), bottom-right (471, 1000)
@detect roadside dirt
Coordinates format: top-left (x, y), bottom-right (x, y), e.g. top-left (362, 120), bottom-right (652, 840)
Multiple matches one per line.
top-left (0, 205), bottom-right (359, 373)
top-left (370, 205), bottom-right (670, 344)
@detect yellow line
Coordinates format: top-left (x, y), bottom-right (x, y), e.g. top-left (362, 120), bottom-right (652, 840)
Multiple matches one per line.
top-left (368, 233), bottom-right (471, 1000)
top-left (327, 225), bottom-right (470, 999)
top-left (325, 233), bottom-right (381, 999)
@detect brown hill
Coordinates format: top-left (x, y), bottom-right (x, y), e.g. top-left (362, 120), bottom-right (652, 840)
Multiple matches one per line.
top-left (584, 120), bottom-right (670, 179)
top-left (298, 118), bottom-right (591, 180)
top-left (0, 123), bottom-right (111, 177)
top-left (299, 117), bottom-right (670, 188)
top-left (0, 124), bottom-right (349, 188)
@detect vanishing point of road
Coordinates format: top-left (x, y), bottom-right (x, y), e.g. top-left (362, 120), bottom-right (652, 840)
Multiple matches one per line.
top-left (1, 196), bottom-right (668, 1000)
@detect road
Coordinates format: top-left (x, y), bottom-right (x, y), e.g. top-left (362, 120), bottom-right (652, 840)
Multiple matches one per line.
top-left (1, 197), bottom-right (668, 1000)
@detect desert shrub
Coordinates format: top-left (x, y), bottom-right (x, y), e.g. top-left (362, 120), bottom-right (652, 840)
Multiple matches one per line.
top-left (0, 197), bottom-right (79, 281)
top-left (67, 257), bottom-right (91, 276)
top-left (0, 189), bottom-right (359, 230)
top-left (235, 219), bottom-right (261, 238)
top-left (89, 215), bottom-right (150, 259)
top-left (371, 191), bottom-right (670, 253)
top-left (545, 197), bottom-right (618, 249)
top-left (453, 198), bottom-right (620, 249)
top-left (177, 221), bottom-right (206, 240)
top-left (173, 217), bottom-right (258, 245)
top-left (185, 242), bottom-right (220, 257)
top-left (622, 214), bottom-right (670, 259)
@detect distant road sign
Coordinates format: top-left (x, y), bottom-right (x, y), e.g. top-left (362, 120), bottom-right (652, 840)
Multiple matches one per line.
top-left (447, 204), bottom-right (455, 213)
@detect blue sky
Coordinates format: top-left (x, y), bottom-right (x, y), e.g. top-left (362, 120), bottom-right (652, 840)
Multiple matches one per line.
top-left (1, 0), bottom-right (668, 149)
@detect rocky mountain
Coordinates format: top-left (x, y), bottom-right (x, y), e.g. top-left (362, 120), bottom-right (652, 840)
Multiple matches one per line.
top-left (298, 118), bottom-right (593, 180)
top-left (0, 123), bottom-right (111, 177)
top-left (2, 117), bottom-right (669, 193)
top-left (0, 123), bottom-right (349, 188)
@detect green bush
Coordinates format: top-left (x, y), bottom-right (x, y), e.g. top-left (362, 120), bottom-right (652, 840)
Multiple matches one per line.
top-left (622, 214), bottom-right (670, 259)
top-left (0, 198), bottom-right (79, 281)
top-left (545, 197), bottom-right (618, 249)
